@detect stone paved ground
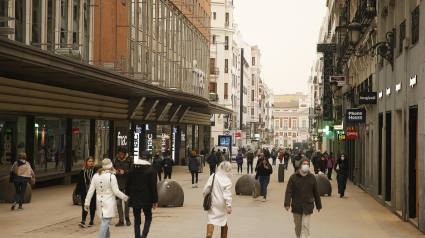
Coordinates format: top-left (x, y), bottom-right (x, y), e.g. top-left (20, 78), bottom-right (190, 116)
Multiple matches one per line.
top-left (1, 160), bottom-right (424, 238)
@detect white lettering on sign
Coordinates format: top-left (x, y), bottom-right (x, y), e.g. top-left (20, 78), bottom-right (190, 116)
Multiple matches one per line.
top-left (379, 91), bottom-right (383, 99)
top-left (386, 87), bottom-right (391, 96)
top-left (147, 134), bottom-right (153, 154)
top-left (172, 130), bottom-right (176, 161)
top-left (161, 133), bottom-right (167, 153)
top-left (347, 131), bottom-right (358, 137)
top-left (410, 75), bottom-right (417, 87)
top-left (4, 134), bottom-right (11, 162)
top-left (134, 133), bottom-right (139, 159)
top-left (359, 95), bottom-right (376, 100)
top-left (117, 131), bottom-right (128, 146)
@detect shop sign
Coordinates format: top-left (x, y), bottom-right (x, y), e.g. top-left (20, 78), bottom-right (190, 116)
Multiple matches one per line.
top-left (172, 126), bottom-right (177, 161)
top-left (330, 76), bottom-right (346, 86)
top-left (134, 125), bottom-right (142, 159)
top-left (117, 130), bottom-right (128, 147)
top-left (338, 134), bottom-right (346, 141)
top-left (254, 134), bottom-right (260, 138)
top-left (161, 133), bottom-right (167, 153)
top-left (396, 82), bottom-right (402, 92)
top-left (346, 109), bottom-right (366, 123)
top-left (410, 75), bottom-right (417, 87)
top-left (234, 133), bottom-right (242, 137)
top-left (2, 132), bottom-right (12, 164)
top-left (346, 129), bottom-right (358, 139)
top-left (73, 128), bottom-right (79, 134)
top-left (386, 87), bottom-right (391, 96)
top-left (379, 91), bottom-right (383, 99)
top-left (358, 92), bottom-right (377, 104)
top-left (334, 125), bottom-right (343, 130)
top-left (147, 133), bottom-right (153, 154)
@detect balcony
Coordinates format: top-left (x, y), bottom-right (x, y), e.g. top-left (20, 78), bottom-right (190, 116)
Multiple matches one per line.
top-left (210, 93), bottom-right (218, 101)
top-left (210, 67), bottom-right (219, 75)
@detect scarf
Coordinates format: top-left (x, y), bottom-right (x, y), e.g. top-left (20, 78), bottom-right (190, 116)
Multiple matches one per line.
top-left (84, 167), bottom-right (94, 185)
top-left (300, 170), bottom-right (309, 177)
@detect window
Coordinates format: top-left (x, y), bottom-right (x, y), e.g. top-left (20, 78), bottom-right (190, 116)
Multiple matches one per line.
top-left (212, 35), bottom-right (216, 44)
top-left (252, 57), bottom-right (255, 65)
top-left (32, 0), bottom-right (42, 47)
top-left (251, 90), bottom-right (254, 101)
top-left (15, 0), bottom-right (26, 43)
top-left (251, 74), bottom-right (255, 85)
top-left (225, 36), bottom-right (229, 50)
top-left (224, 83), bottom-right (228, 99)
top-left (412, 5), bottom-right (420, 45)
top-left (302, 121), bottom-right (307, 129)
top-left (292, 121), bottom-right (297, 129)
top-left (210, 83), bottom-right (216, 93)
top-left (225, 13), bottom-right (229, 26)
top-left (283, 120), bottom-right (288, 129)
top-left (284, 140), bottom-right (287, 147)
top-left (251, 108), bottom-right (254, 115)
top-left (233, 53), bottom-right (237, 67)
top-left (213, 12), bottom-right (216, 19)
top-left (284, 132), bottom-right (287, 137)
top-left (275, 120), bottom-right (279, 129)
top-left (225, 59), bottom-right (228, 73)
top-left (60, 0), bottom-right (69, 44)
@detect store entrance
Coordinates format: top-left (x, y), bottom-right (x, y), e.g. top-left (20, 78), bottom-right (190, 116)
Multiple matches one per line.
top-left (409, 108), bottom-right (418, 218)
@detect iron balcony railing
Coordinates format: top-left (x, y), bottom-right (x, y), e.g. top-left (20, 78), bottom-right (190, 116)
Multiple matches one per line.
top-left (210, 67), bottom-right (219, 75)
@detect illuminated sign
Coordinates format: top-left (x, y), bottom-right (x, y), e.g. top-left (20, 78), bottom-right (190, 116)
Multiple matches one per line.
top-left (147, 134), bottom-right (153, 154)
top-left (396, 82), bottom-right (402, 92)
top-left (410, 75), bottom-right (417, 87)
top-left (134, 125), bottom-right (142, 160)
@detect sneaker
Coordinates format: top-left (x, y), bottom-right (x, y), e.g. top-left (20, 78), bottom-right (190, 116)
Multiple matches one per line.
top-left (141, 235), bottom-right (147, 238)
top-left (192, 184), bottom-right (195, 188)
top-left (79, 221), bottom-right (86, 228)
top-left (195, 183), bottom-right (198, 188)
top-left (115, 221), bottom-right (125, 227)
top-left (126, 219), bottom-right (131, 226)
top-left (88, 221), bottom-right (94, 227)
top-left (263, 199), bottom-right (266, 202)
top-left (11, 203), bottom-right (16, 210)
top-left (17, 207), bottom-right (23, 211)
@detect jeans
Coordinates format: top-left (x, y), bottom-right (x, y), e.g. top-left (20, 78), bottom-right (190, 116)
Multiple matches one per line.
top-left (237, 164), bottom-right (243, 173)
top-left (81, 194), bottom-right (96, 222)
top-left (247, 161), bottom-right (253, 174)
top-left (293, 213), bottom-right (311, 238)
top-left (272, 157), bottom-right (276, 165)
top-left (279, 159), bottom-right (283, 164)
top-left (209, 165), bottom-right (216, 175)
top-left (164, 171), bottom-right (172, 179)
top-left (191, 171), bottom-right (198, 184)
top-left (284, 159), bottom-right (289, 169)
top-left (116, 189), bottom-right (130, 222)
top-left (98, 218), bottom-right (112, 238)
top-left (259, 176), bottom-right (270, 199)
top-left (133, 208), bottom-right (153, 238)
top-left (13, 181), bottom-right (27, 207)
top-left (327, 168), bottom-right (333, 180)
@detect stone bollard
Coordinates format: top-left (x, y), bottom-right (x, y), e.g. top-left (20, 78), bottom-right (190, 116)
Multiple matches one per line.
top-left (0, 176), bottom-right (32, 203)
top-left (72, 188), bottom-right (82, 205)
top-left (157, 180), bottom-right (184, 207)
top-left (314, 174), bottom-right (332, 196)
top-left (235, 174), bottom-right (262, 196)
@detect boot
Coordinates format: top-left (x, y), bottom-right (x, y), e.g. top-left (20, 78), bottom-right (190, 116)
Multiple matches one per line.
top-left (206, 224), bottom-right (214, 238)
top-left (221, 225), bottom-right (228, 238)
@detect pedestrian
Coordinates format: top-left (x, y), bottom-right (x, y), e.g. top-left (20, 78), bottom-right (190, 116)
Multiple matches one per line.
top-left (38, 147), bottom-right (45, 168)
top-left (255, 153), bottom-right (268, 170)
top-left (152, 152), bottom-right (163, 181)
top-left (84, 158), bottom-right (129, 238)
top-left (203, 161), bottom-right (232, 238)
top-left (255, 155), bottom-right (273, 202)
top-left (318, 154), bottom-right (327, 175)
top-left (279, 150), bottom-right (284, 164)
top-left (265, 148), bottom-right (271, 159)
top-left (246, 148), bottom-right (255, 174)
top-left (126, 150), bottom-right (158, 238)
top-left (216, 149), bottom-right (222, 167)
top-left (223, 149), bottom-right (229, 161)
top-left (335, 154), bottom-right (349, 197)
top-left (188, 151), bottom-right (200, 188)
top-left (241, 146), bottom-right (246, 155)
top-left (283, 150), bottom-right (290, 170)
top-left (75, 156), bottom-right (97, 228)
top-left (236, 150), bottom-right (244, 175)
top-left (207, 150), bottom-right (218, 175)
top-left (60, 150), bottom-right (65, 171)
top-left (284, 157), bottom-right (322, 238)
top-left (312, 152), bottom-right (321, 174)
top-left (271, 148), bottom-right (278, 165)
top-left (327, 152), bottom-right (335, 180)
top-left (10, 152), bottom-right (35, 211)
top-left (292, 153), bottom-right (302, 173)
top-left (113, 147), bottom-right (133, 227)
top-left (54, 149), bottom-right (60, 171)
top-left (162, 152), bottom-right (174, 179)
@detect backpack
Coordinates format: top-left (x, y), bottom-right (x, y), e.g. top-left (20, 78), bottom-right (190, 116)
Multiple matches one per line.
top-left (247, 152), bottom-right (254, 162)
top-left (294, 159), bottom-right (301, 168)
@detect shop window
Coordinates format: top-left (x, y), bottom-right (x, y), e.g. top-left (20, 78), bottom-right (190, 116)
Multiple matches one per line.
top-left (154, 125), bottom-right (171, 156)
top-left (194, 125), bottom-right (199, 153)
top-left (0, 116), bottom-right (26, 177)
top-left (15, 0), bottom-right (26, 43)
top-left (95, 120), bottom-right (110, 165)
top-left (186, 126), bottom-right (193, 157)
top-left (72, 119), bottom-right (90, 171)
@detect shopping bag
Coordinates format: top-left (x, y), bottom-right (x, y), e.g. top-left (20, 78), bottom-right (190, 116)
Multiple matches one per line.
top-left (252, 184), bottom-right (260, 199)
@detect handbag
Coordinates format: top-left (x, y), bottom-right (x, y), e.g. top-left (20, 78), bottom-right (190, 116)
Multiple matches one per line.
top-left (9, 171), bottom-right (15, 183)
top-left (203, 174), bottom-right (216, 211)
top-left (252, 184), bottom-right (260, 199)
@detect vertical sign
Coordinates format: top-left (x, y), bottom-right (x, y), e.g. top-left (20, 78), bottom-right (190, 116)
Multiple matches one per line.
top-left (317, 44), bottom-right (336, 121)
top-left (134, 125), bottom-right (142, 160)
top-left (309, 108), bottom-right (314, 133)
top-left (172, 126), bottom-right (177, 161)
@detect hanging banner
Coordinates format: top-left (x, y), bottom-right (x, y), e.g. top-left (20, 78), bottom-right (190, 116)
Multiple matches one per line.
top-left (346, 129), bottom-right (358, 139)
top-left (317, 44), bottom-right (336, 121)
top-left (330, 76), bottom-right (346, 86)
top-left (358, 92), bottom-right (377, 104)
top-left (346, 109), bottom-right (366, 123)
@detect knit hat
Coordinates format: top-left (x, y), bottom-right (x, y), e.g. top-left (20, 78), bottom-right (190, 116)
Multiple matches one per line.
top-left (299, 158), bottom-right (310, 167)
top-left (192, 151), bottom-right (197, 156)
top-left (102, 158), bottom-right (113, 169)
top-left (140, 150), bottom-right (151, 160)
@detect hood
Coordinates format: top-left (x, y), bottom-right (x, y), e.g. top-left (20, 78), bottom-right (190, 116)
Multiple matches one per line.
top-left (133, 159), bottom-right (152, 171)
top-left (115, 153), bottom-right (132, 163)
top-left (247, 151), bottom-right (254, 154)
top-left (134, 159), bottom-right (151, 165)
top-left (216, 169), bottom-right (232, 178)
top-left (17, 159), bottom-right (27, 166)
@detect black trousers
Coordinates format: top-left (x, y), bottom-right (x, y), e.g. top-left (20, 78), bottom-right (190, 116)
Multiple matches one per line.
top-left (337, 178), bottom-right (347, 195)
top-left (237, 164), bottom-right (243, 173)
top-left (13, 181), bottom-right (27, 207)
top-left (81, 193), bottom-right (96, 222)
top-left (191, 171), bottom-right (198, 184)
top-left (133, 208), bottom-right (153, 237)
top-left (157, 172), bottom-right (162, 181)
top-left (209, 165), bottom-right (216, 175)
top-left (247, 161), bottom-right (253, 174)
top-left (164, 171), bottom-right (172, 179)
top-left (327, 168), bottom-right (333, 180)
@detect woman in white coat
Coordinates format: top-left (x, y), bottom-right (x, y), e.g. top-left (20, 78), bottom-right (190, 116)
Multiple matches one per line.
top-left (85, 159), bottom-right (129, 238)
top-left (203, 161), bottom-right (232, 238)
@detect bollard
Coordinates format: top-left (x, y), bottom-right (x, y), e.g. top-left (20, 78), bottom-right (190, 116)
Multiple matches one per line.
top-left (157, 180), bottom-right (184, 207)
top-left (314, 174), bottom-right (332, 196)
top-left (235, 174), bottom-right (262, 196)
top-left (278, 164), bottom-right (285, 182)
top-left (0, 176), bottom-right (32, 203)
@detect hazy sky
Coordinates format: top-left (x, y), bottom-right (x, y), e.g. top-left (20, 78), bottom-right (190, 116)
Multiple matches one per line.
top-left (233, 0), bottom-right (328, 95)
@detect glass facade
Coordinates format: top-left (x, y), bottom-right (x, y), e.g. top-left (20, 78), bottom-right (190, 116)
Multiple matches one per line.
top-left (0, 116), bottom-right (26, 177)
top-left (72, 119), bottom-right (90, 171)
top-left (186, 125), bottom-right (193, 157)
top-left (95, 120), bottom-right (110, 165)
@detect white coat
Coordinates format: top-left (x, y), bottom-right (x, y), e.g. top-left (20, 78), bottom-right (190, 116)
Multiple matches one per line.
top-left (85, 170), bottom-right (128, 219)
top-left (203, 170), bottom-right (232, 226)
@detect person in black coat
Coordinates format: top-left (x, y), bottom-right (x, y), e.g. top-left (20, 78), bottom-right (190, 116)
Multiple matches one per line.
top-left (74, 156), bottom-right (97, 228)
top-left (207, 150), bottom-right (218, 175)
top-left (126, 150), bottom-right (158, 238)
top-left (334, 154), bottom-right (349, 197)
top-left (255, 156), bottom-right (273, 202)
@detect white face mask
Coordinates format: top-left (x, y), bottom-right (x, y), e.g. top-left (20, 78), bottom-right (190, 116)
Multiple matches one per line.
top-left (341, 157), bottom-right (345, 161)
top-left (301, 164), bottom-right (309, 172)
top-left (322, 158), bottom-right (325, 160)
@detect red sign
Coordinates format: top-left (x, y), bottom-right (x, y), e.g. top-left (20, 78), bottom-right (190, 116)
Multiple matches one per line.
top-left (73, 128), bottom-right (80, 134)
top-left (234, 133), bottom-right (242, 138)
top-left (330, 76), bottom-right (346, 86)
top-left (346, 129), bottom-right (358, 139)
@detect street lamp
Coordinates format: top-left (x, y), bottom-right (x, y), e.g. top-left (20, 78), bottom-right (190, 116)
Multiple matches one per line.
top-left (347, 22), bottom-right (362, 44)
top-left (330, 81), bottom-right (338, 93)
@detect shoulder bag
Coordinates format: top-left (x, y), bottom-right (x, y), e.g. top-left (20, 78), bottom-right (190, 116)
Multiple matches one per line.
top-left (203, 174), bottom-right (216, 211)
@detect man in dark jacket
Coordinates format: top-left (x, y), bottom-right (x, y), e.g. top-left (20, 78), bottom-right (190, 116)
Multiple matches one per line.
top-left (207, 150), bottom-right (218, 175)
top-left (283, 150), bottom-right (290, 170)
top-left (162, 152), bottom-right (174, 179)
top-left (285, 157), bottom-right (322, 238)
top-left (246, 148), bottom-right (255, 174)
top-left (114, 147), bottom-right (133, 227)
top-left (126, 150), bottom-right (158, 238)
top-left (188, 151), bottom-right (200, 188)
top-left (216, 149), bottom-right (222, 167)
top-left (312, 152), bottom-right (321, 174)
top-left (271, 148), bottom-right (278, 165)
top-left (292, 153), bottom-right (302, 173)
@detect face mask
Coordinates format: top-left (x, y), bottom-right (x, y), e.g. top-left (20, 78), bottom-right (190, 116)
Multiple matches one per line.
top-left (322, 158), bottom-right (324, 160)
top-left (301, 165), bottom-right (309, 172)
top-left (341, 157), bottom-right (345, 161)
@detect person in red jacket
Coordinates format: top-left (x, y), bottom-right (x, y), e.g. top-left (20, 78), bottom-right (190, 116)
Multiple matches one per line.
top-left (318, 154), bottom-right (328, 175)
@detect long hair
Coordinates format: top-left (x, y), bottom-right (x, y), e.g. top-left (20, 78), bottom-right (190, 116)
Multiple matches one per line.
top-left (82, 156), bottom-right (94, 170)
top-left (97, 167), bottom-right (115, 175)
